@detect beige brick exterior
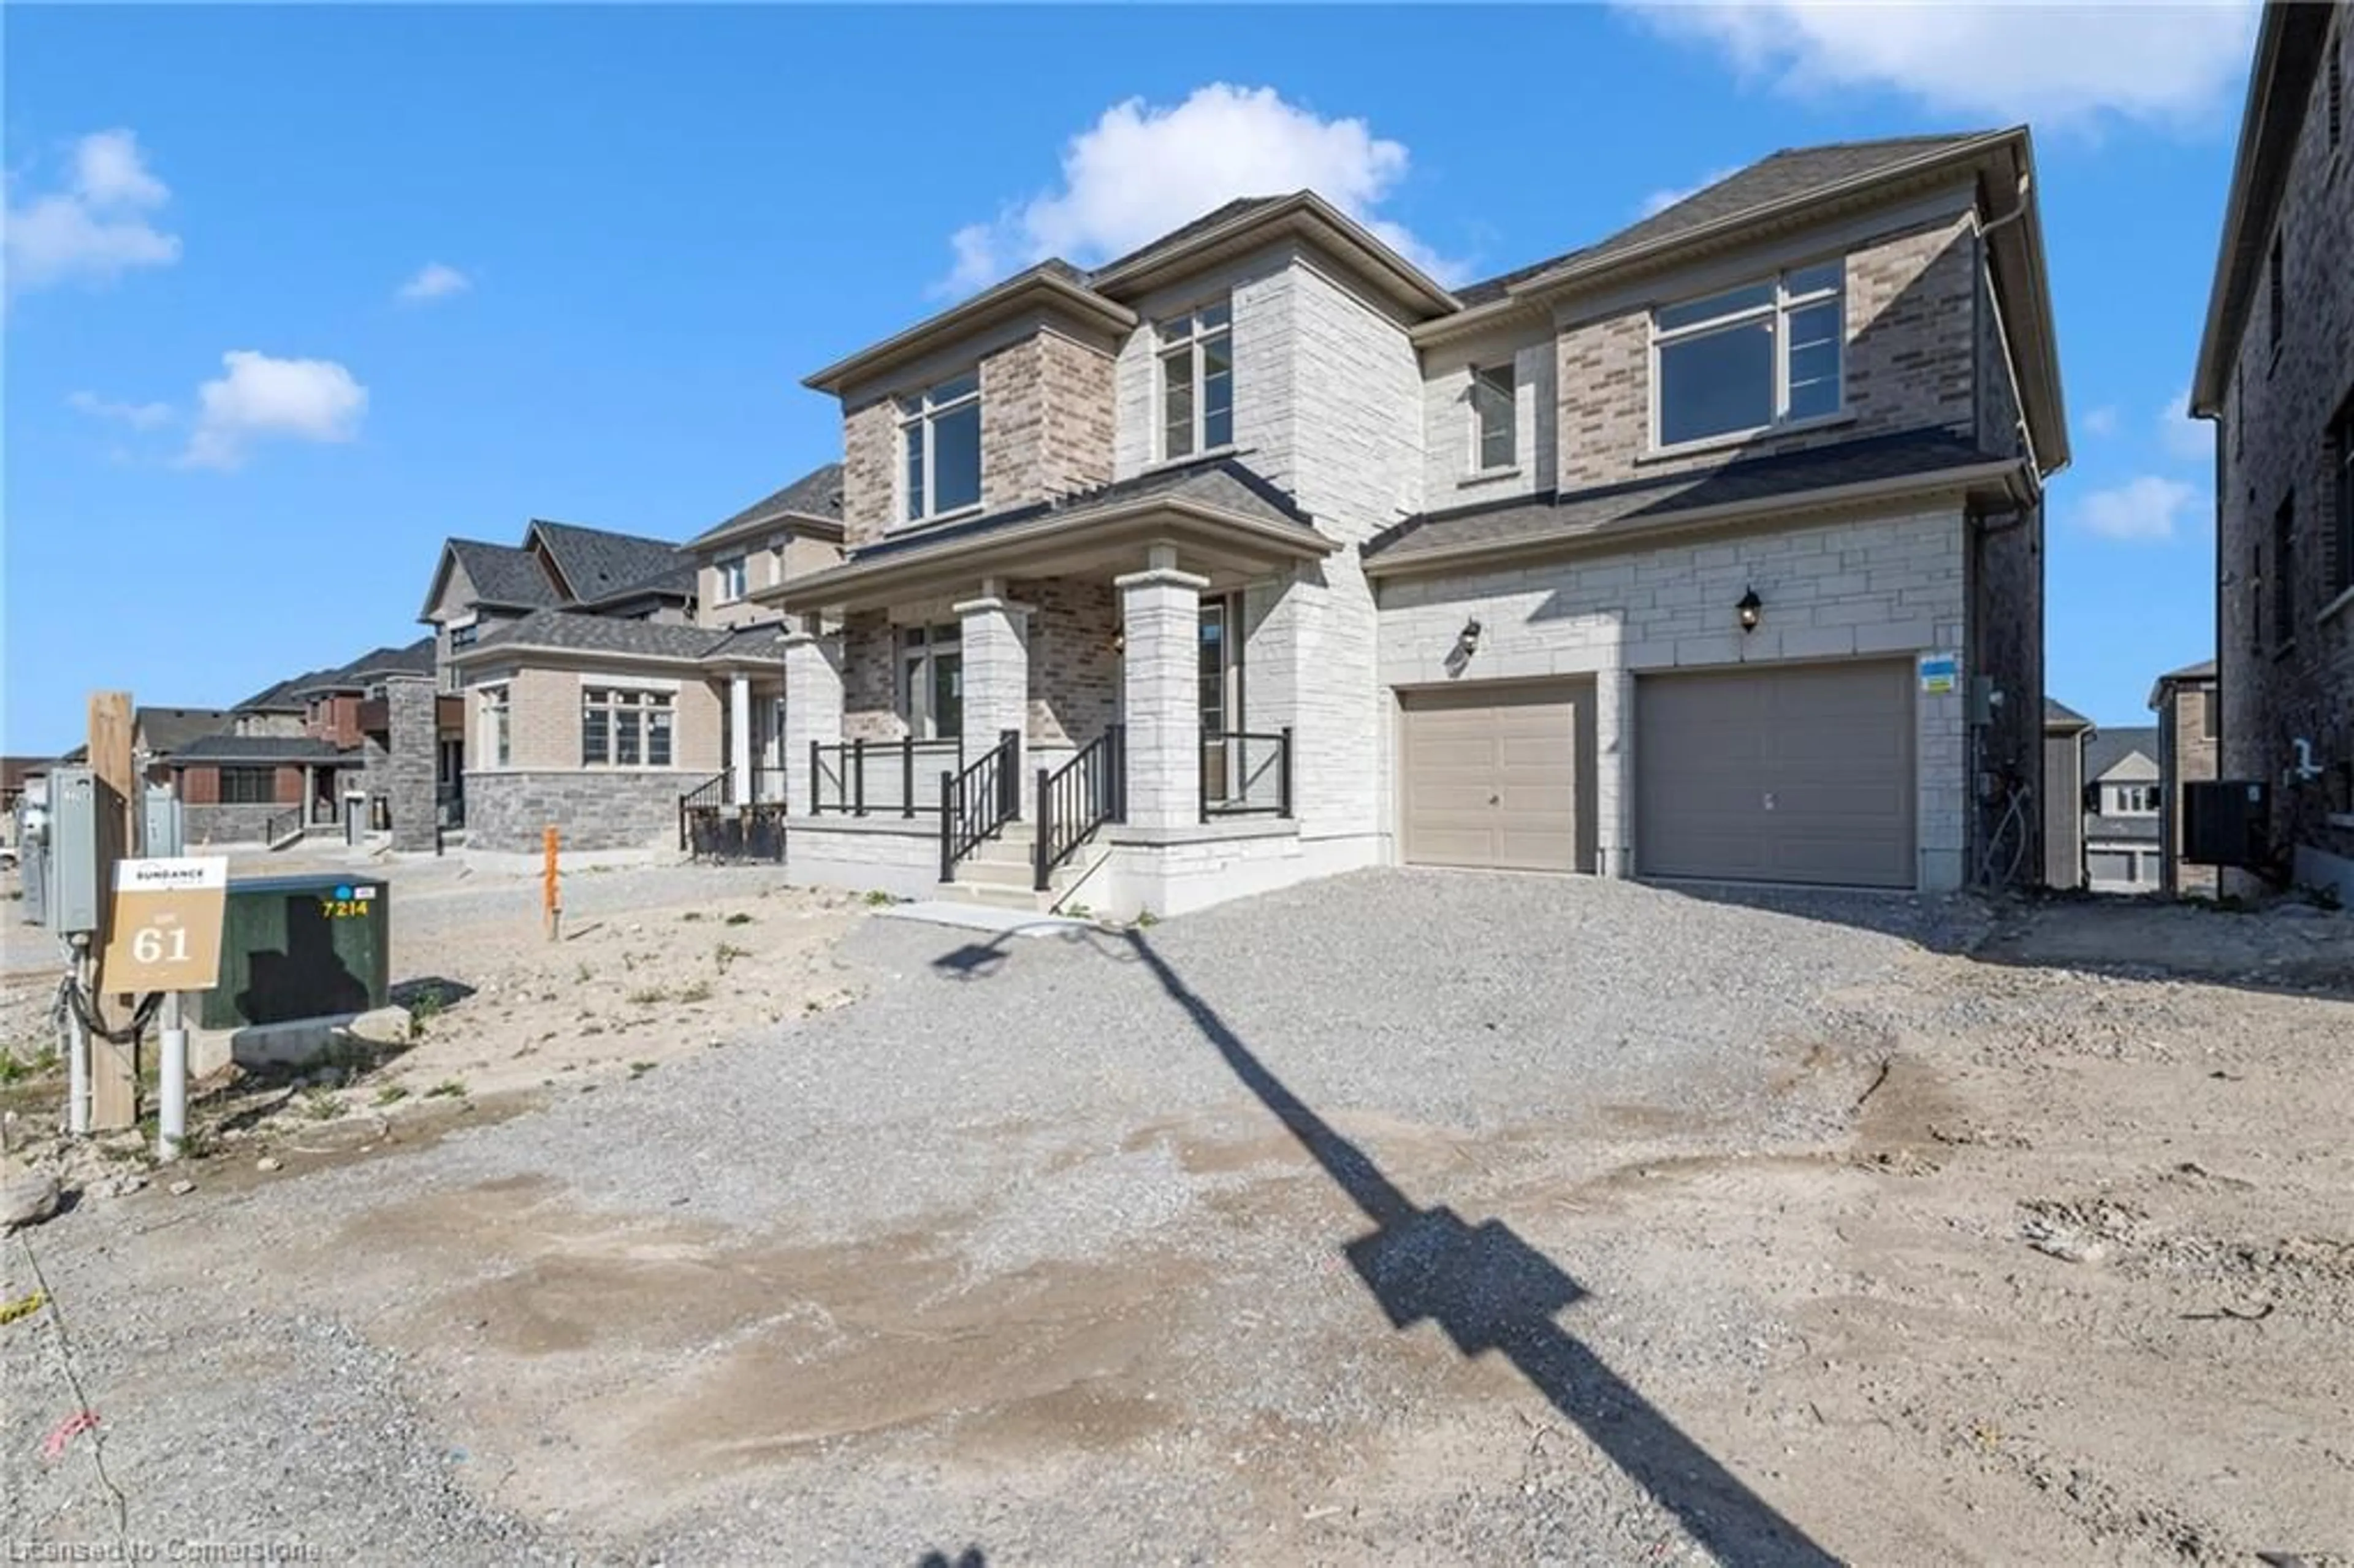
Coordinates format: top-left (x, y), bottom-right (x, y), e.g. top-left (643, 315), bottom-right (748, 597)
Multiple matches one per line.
top-left (842, 400), bottom-right (897, 549)
top-left (464, 663), bottom-right (722, 775)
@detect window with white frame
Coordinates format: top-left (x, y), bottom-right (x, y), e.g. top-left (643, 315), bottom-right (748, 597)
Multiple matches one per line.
top-left (1653, 261), bottom-right (1845, 448)
top-left (2111, 784), bottom-right (2158, 815)
top-left (714, 555), bottom-right (748, 604)
top-left (1158, 301), bottom-right (1233, 460)
top-left (582, 687), bottom-right (674, 767)
top-left (898, 624), bottom-right (962, 739)
top-left (899, 373), bottom-right (982, 523)
top-left (479, 685), bottom-right (511, 768)
top-left (1471, 362), bottom-right (1516, 472)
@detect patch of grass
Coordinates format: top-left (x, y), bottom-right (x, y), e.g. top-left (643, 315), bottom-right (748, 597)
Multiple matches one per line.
top-left (679, 910), bottom-right (706, 923)
top-left (373, 1084), bottom-right (409, 1107)
top-left (424, 1078), bottom-right (468, 1100)
top-left (300, 1088), bottom-right (348, 1122)
top-left (406, 988), bottom-right (449, 1026)
top-left (574, 962), bottom-right (595, 985)
top-left (1135, 908), bottom-right (1159, 928)
top-left (676, 979), bottom-right (714, 1005)
top-left (724, 911), bottom-right (755, 926)
top-left (625, 986), bottom-right (668, 1007)
top-left (714, 942), bottom-right (751, 975)
top-left (0, 1045), bottom-right (60, 1086)
top-left (862, 890), bottom-right (896, 907)
top-left (628, 1060), bottom-right (657, 1080)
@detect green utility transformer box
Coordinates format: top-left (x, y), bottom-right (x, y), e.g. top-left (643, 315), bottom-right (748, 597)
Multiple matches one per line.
top-left (199, 874), bottom-right (391, 1030)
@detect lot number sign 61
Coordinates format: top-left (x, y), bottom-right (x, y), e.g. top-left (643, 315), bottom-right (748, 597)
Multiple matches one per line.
top-left (99, 857), bottom-right (230, 993)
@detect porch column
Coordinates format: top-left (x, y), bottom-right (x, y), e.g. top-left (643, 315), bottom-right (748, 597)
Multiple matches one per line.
top-left (728, 674), bottom-right (753, 804)
top-left (1116, 549), bottom-right (1209, 831)
top-left (781, 626), bottom-right (844, 815)
top-left (953, 580), bottom-right (1031, 749)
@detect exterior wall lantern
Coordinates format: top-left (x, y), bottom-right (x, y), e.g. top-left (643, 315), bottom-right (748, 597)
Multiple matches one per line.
top-left (1458, 617), bottom-right (1483, 653)
top-left (1737, 588), bottom-right (1763, 634)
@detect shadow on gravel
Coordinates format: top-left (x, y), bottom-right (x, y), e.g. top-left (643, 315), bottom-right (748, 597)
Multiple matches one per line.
top-left (929, 926), bottom-right (1837, 1566)
top-left (915, 1548), bottom-right (984, 1567)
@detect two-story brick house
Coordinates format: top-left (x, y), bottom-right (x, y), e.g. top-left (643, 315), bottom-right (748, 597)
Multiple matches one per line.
top-left (766, 129), bottom-right (2065, 915)
top-left (2190, 0), bottom-right (2354, 903)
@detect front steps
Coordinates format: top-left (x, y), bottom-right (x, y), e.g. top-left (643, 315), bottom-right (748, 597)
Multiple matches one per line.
top-left (945, 824), bottom-right (1103, 914)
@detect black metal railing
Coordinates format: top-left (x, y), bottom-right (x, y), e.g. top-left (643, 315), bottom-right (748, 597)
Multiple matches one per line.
top-left (811, 736), bottom-right (966, 818)
top-left (677, 772), bottom-right (728, 850)
top-left (1034, 725), bottom-right (1126, 890)
top-left (939, 729), bottom-right (1022, 882)
top-left (263, 806), bottom-right (303, 847)
top-left (1201, 727), bottom-right (1293, 820)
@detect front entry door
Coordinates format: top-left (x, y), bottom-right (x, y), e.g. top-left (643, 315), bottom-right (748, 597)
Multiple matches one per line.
top-left (1200, 595), bottom-right (1243, 804)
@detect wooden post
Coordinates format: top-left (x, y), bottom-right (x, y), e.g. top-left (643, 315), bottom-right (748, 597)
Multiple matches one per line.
top-left (542, 826), bottom-right (561, 942)
top-left (88, 690), bottom-right (140, 1130)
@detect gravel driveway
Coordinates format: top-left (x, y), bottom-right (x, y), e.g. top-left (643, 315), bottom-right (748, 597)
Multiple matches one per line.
top-left (9, 867), bottom-right (2346, 1564)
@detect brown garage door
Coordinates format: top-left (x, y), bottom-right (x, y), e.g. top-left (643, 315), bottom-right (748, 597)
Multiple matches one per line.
top-left (1637, 661), bottom-right (1915, 889)
top-left (1400, 682), bottom-right (1593, 872)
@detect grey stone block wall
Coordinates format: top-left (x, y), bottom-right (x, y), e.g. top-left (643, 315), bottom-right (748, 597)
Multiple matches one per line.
top-left (465, 770), bottom-right (692, 853)
top-left (185, 803), bottom-right (286, 847)
top-left (384, 676), bottom-right (438, 852)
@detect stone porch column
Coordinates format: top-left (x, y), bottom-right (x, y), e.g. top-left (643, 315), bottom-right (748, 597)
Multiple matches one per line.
top-left (728, 674), bottom-right (753, 804)
top-left (1116, 548), bottom-right (1209, 831)
top-left (781, 626), bottom-right (844, 816)
top-left (384, 674), bottom-right (440, 853)
top-left (953, 580), bottom-right (1032, 752)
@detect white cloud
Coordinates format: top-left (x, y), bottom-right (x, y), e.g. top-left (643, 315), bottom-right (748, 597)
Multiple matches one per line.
top-left (1625, 2), bottom-right (2258, 126)
top-left (67, 390), bottom-right (175, 430)
top-left (2158, 386), bottom-right (2212, 462)
top-left (940, 83), bottom-right (1464, 295)
top-left (1639, 166), bottom-right (1741, 218)
top-left (397, 262), bottom-right (470, 303)
top-left (180, 351), bottom-right (368, 471)
top-left (4, 129), bottom-right (182, 294)
top-left (2081, 405), bottom-right (2119, 438)
top-left (2073, 474), bottom-right (2195, 542)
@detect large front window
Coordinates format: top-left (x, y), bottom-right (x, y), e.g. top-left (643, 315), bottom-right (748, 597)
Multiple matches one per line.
top-left (582, 687), bottom-right (674, 767)
top-left (900, 372), bottom-right (981, 523)
top-left (219, 766), bottom-right (276, 805)
top-left (1653, 261), bottom-right (1844, 448)
top-left (480, 686), bottom-right (511, 768)
top-left (898, 624), bottom-right (962, 740)
top-left (1159, 301), bottom-right (1233, 460)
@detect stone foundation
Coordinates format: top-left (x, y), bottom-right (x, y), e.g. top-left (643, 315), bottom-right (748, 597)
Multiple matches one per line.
top-left (465, 770), bottom-right (696, 853)
top-left (185, 803), bottom-right (284, 847)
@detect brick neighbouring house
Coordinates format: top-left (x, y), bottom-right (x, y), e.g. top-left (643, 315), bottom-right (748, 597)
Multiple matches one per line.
top-left (2148, 658), bottom-right (2221, 896)
top-left (2189, 0), bottom-right (2354, 902)
top-left (764, 129), bottom-right (2063, 915)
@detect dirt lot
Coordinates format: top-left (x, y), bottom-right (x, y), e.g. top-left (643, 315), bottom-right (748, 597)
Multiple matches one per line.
top-left (3, 866), bottom-right (2351, 1565)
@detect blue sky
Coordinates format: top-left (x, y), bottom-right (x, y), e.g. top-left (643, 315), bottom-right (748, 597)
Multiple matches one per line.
top-left (4, 4), bottom-right (2257, 753)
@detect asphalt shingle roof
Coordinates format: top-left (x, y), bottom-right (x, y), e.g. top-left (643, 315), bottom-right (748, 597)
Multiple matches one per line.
top-left (688, 463), bottom-right (847, 548)
top-left (135, 708), bottom-right (235, 755)
top-left (847, 453), bottom-right (1316, 565)
top-left (172, 734), bottom-right (348, 764)
top-left (527, 521), bottom-right (694, 606)
top-left (1090, 197), bottom-right (1286, 280)
top-left (2084, 726), bottom-right (2160, 782)
top-left (300, 637), bottom-right (436, 691)
top-left (1365, 428), bottom-right (2005, 568)
top-left (2083, 813), bottom-right (2162, 845)
top-left (468, 611), bottom-right (787, 666)
top-left (448, 539), bottom-right (563, 611)
top-left (2044, 698), bottom-right (2093, 731)
top-left (1455, 134), bottom-right (1994, 306)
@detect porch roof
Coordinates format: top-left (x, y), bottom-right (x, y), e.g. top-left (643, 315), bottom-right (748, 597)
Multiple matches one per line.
top-left (449, 610), bottom-right (790, 671)
top-left (766, 455), bottom-right (1333, 614)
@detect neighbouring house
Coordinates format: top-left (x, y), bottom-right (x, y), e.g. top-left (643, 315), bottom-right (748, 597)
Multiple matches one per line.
top-left (57, 706), bottom-right (236, 785)
top-left (440, 468), bottom-right (844, 854)
top-left (2190, 0), bottom-right (2354, 902)
top-left (2043, 698), bottom-right (2093, 889)
top-left (2081, 725), bottom-right (2165, 894)
top-left (767, 128), bottom-right (2063, 914)
top-left (2149, 658), bottom-right (2221, 895)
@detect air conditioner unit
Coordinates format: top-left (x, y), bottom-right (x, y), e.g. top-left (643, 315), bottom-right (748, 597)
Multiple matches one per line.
top-left (2182, 780), bottom-right (2270, 869)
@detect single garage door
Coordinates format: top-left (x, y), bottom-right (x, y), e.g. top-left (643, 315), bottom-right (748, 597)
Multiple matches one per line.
top-left (1400, 682), bottom-right (1593, 872)
top-left (1637, 661), bottom-right (1915, 888)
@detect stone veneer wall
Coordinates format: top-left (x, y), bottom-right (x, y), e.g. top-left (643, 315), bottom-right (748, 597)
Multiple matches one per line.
top-left (184, 803), bottom-right (285, 847)
top-left (384, 676), bottom-right (439, 852)
top-left (465, 770), bottom-right (693, 853)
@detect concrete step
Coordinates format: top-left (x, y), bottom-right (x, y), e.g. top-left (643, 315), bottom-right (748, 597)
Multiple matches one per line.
top-left (946, 881), bottom-right (1068, 914)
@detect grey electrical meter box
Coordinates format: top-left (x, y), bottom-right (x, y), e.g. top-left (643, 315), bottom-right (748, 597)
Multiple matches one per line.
top-left (142, 785), bottom-right (184, 858)
top-left (44, 766), bottom-right (102, 937)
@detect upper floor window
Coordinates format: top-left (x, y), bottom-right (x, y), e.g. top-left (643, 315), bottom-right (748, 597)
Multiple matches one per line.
top-left (448, 622), bottom-right (478, 650)
top-left (899, 373), bottom-right (981, 523)
top-left (1653, 261), bottom-right (1845, 449)
top-left (714, 555), bottom-right (748, 604)
top-left (1471, 362), bottom-right (1516, 472)
top-left (1159, 301), bottom-right (1233, 460)
top-left (582, 687), bottom-right (673, 767)
top-left (2111, 785), bottom-right (2158, 815)
top-left (480, 685), bottom-right (511, 769)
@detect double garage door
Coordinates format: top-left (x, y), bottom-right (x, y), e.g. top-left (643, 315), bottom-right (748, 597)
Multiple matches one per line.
top-left (1398, 660), bottom-right (1916, 889)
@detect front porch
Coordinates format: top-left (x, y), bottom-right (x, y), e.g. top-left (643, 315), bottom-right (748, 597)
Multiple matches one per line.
top-left (769, 482), bottom-right (1335, 915)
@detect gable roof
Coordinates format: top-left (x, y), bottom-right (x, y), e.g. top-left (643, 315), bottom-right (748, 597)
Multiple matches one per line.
top-left (2147, 656), bottom-right (2220, 710)
top-left (1364, 428), bottom-right (2022, 575)
top-left (1091, 197), bottom-right (1286, 277)
top-left (685, 463), bottom-right (846, 550)
top-left (524, 520), bottom-right (693, 606)
top-left (2085, 726), bottom-right (2161, 782)
top-left (445, 538), bottom-right (563, 613)
top-left (2044, 698), bottom-right (2093, 733)
top-left (171, 733), bottom-right (348, 764)
top-left (2191, 1), bottom-right (2336, 412)
top-left (134, 707), bottom-right (235, 755)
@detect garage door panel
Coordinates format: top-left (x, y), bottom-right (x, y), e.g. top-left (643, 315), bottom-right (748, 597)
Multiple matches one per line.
top-left (1637, 661), bottom-right (1914, 889)
top-left (1401, 683), bottom-right (1593, 873)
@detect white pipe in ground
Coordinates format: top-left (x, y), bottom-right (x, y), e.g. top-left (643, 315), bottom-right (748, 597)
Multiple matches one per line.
top-left (158, 992), bottom-right (188, 1161)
